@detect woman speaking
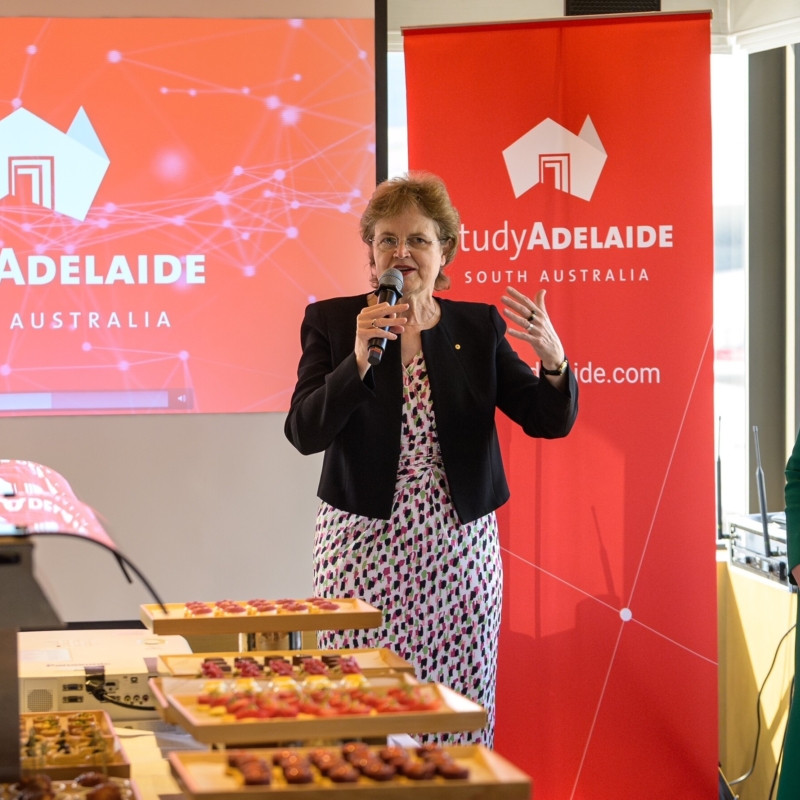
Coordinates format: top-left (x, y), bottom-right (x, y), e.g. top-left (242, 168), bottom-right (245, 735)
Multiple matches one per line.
top-left (778, 439), bottom-right (800, 799)
top-left (285, 173), bottom-right (578, 745)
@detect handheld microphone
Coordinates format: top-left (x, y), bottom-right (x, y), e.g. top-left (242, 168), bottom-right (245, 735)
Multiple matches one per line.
top-left (368, 267), bottom-right (404, 366)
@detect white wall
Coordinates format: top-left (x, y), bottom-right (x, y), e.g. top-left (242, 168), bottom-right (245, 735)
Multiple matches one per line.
top-left (19, 414), bottom-right (323, 621)
top-left (0, 0), bottom-right (356, 622)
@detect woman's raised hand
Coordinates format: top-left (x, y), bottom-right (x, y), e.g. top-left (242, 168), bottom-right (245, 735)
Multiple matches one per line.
top-left (354, 301), bottom-right (409, 378)
top-left (501, 287), bottom-right (565, 371)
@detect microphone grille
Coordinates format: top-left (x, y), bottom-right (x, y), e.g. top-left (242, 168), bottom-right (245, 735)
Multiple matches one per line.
top-left (378, 267), bottom-right (403, 293)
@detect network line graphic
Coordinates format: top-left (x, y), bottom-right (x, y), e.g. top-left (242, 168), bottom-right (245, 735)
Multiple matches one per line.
top-left (490, 325), bottom-right (717, 797)
top-left (0, 17), bottom-right (376, 414)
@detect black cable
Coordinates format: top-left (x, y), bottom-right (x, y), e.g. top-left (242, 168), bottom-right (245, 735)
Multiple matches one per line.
top-left (85, 676), bottom-right (156, 712)
top-left (730, 623), bottom-right (796, 786)
top-left (29, 531), bottom-right (168, 613)
top-left (117, 552), bottom-right (167, 614)
top-left (114, 552), bottom-right (133, 584)
top-left (769, 675), bottom-right (795, 800)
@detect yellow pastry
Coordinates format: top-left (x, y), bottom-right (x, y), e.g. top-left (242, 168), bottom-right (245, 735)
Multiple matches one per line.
top-left (233, 678), bottom-right (261, 693)
top-left (271, 675), bottom-right (299, 690)
top-left (304, 675), bottom-right (332, 689)
top-left (340, 673), bottom-right (369, 689)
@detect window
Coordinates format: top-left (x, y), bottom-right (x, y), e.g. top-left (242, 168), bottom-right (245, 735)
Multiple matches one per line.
top-left (712, 51), bottom-right (748, 519)
top-left (387, 52), bottom-right (408, 177)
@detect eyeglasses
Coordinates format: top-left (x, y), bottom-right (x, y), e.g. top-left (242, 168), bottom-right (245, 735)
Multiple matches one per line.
top-left (370, 235), bottom-right (445, 252)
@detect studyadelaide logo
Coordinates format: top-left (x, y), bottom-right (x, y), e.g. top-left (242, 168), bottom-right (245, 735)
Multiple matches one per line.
top-left (0, 105), bottom-right (207, 333)
top-left (503, 115), bottom-right (607, 201)
top-left (461, 114), bottom-right (673, 288)
top-left (0, 107), bottom-right (109, 221)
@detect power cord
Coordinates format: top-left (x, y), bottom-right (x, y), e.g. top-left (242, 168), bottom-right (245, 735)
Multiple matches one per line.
top-left (85, 672), bottom-right (156, 712)
top-left (730, 623), bottom-right (796, 786)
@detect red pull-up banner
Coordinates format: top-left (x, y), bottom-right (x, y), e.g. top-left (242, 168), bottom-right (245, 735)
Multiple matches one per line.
top-left (405, 13), bottom-right (716, 798)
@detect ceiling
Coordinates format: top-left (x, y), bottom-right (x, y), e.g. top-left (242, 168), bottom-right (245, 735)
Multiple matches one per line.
top-left (387, 0), bottom-right (800, 53)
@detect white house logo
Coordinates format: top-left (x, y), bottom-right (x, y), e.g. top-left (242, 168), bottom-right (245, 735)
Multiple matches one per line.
top-left (0, 107), bottom-right (110, 221)
top-left (502, 116), bottom-right (606, 201)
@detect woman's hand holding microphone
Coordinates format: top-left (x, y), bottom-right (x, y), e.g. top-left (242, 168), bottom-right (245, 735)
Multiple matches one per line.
top-left (354, 302), bottom-right (409, 379)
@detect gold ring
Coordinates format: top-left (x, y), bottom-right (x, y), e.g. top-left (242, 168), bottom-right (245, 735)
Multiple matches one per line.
top-left (527, 310), bottom-right (536, 322)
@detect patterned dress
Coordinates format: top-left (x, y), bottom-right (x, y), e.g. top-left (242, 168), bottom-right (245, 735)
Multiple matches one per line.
top-left (313, 351), bottom-right (503, 746)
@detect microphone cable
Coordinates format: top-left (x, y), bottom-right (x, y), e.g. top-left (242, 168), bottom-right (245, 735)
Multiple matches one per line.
top-left (729, 622), bottom-right (796, 786)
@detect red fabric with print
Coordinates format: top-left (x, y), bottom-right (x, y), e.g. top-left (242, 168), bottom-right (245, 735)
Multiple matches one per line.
top-left (405, 14), bottom-right (715, 799)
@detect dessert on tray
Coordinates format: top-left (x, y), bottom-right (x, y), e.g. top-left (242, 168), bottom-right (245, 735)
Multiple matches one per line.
top-left (226, 743), bottom-right (470, 786)
top-left (141, 597), bottom-right (382, 635)
top-left (169, 744), bottom-right (533, 798)
top-left (2, 773), bottom-right (137, 800)
top-left (184, 598), bottom-right (342, 618)
top-left (157, 647), bottom-right (415, 679)
top-left (197, 653), bottom-right (365, 680)
top-left (194, 676), bottom-right (441, 720)
top-left (18, 711), bottom-right (129, 777)
top-left (158, 674), bottom-right (487, 744)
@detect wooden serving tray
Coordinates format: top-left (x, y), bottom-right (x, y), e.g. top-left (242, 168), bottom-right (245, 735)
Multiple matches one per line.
top-left (157, 649), bottom-right (415, 678)
top-left (20, 709), bottom-right (130, 778)
top-left (169, 745), bottom-right (531, 799)
top-left (141, 599), bottom-right (382, 636)
top-left (149, 676), bottom-right (183, 725)
top-left (161, 678), bottom-right (487, 745)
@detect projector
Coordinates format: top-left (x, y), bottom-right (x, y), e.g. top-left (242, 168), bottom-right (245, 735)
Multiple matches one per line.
top-left (18, 628), bottom-right (191, 720)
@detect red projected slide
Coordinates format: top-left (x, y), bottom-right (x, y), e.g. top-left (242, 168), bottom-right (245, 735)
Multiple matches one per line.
top-left (0, 18), bottom-right (375, 414)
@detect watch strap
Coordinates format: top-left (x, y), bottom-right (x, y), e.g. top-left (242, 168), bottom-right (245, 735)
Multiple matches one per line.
top-left (541, 357), bottom-right (568, 376)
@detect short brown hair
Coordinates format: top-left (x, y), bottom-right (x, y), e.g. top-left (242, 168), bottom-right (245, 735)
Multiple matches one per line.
top-left (360, 172), bottom-right (460, 291)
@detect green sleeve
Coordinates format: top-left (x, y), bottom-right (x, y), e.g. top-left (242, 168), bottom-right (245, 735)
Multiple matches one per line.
top-left (784, 433), bottom-right (800, 583)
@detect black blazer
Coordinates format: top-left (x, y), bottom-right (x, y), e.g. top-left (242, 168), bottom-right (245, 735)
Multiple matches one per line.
top-left (285, 294), bottom-right (578, 524)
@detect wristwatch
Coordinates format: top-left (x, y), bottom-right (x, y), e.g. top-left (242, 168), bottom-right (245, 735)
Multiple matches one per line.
top-left (541, 357), bottom-right (568, 376)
